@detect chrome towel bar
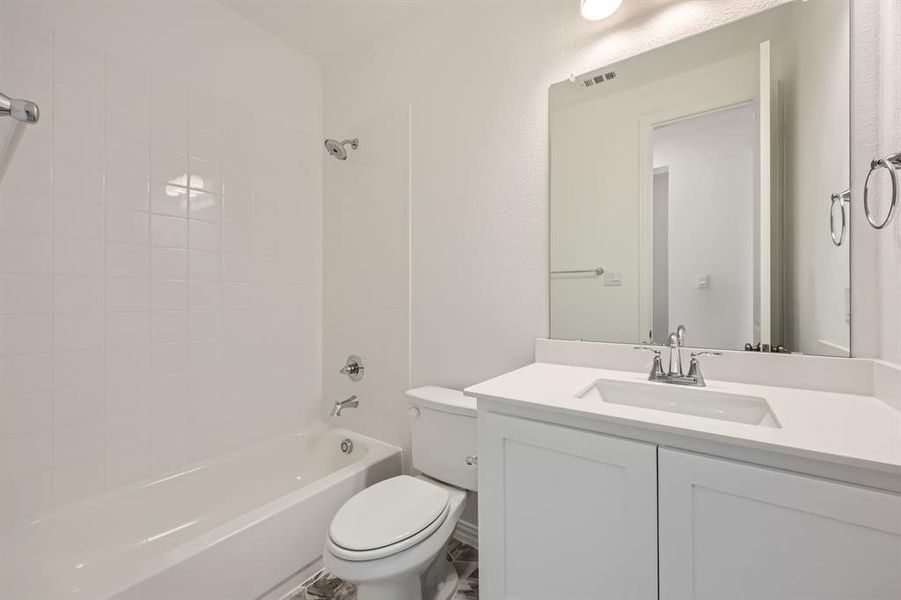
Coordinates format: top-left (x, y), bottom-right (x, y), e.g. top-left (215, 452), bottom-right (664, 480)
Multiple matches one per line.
top-left (550, 267), bottom-right (605, 276)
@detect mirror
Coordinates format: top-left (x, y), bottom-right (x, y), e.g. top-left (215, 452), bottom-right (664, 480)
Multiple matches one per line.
top-left (549, 0), bottom-right (850, 356)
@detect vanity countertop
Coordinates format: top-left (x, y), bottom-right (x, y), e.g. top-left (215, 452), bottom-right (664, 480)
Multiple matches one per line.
top-left (465, 362), bottom-right (901, 477)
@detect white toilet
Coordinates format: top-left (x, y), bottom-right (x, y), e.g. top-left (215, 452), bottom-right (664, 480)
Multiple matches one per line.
top-left (323, 386), bottom-right (477, 600)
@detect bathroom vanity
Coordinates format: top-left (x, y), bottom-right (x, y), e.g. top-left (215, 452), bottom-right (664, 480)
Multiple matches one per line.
top-left (515, 0), bottom-right (901, 594)
top-left (466, 340), bottom-right (901, 600)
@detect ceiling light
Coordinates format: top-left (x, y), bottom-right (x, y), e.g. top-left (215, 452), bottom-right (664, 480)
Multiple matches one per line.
top-left (580, 0), bottom-right (623, 21)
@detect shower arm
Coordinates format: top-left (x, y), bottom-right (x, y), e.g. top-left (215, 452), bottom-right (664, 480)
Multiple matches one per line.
top-left (0, 92), bottom-right (40, 124)
top-left (0, 92), bottom-right (40, 185)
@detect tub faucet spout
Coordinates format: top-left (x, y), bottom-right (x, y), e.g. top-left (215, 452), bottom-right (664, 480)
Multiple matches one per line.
top-left (330, 395), bottom-right (359, 418)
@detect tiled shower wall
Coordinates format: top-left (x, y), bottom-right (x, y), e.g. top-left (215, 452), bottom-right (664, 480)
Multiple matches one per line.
top-left (0, 6), bottom-right (322, 526)
top-left (322, 105), bottom-right (411, 453)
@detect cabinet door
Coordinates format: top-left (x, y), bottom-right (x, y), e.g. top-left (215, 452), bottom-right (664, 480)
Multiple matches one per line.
top-left (479, 413), bottom-right (657, 600)
top-left (659, 448), bottom-right (901, 600)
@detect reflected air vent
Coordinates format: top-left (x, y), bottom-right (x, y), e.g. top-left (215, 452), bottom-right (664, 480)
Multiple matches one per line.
top-left (582, 71), bottom-right (617, 88)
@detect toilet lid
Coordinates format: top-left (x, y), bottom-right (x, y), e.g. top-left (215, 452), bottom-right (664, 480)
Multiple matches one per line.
top-left (329, 475), bottom-right (450, 552)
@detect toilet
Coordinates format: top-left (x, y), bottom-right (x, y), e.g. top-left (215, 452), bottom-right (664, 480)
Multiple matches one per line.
top-left (323, 386), bottom-right (477, 600)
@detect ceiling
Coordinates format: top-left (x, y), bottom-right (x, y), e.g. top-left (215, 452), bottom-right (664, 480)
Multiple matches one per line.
top-left (220, 0), bottom-right (434, 61)
top-left (220, 0), bottom-right (674, 62)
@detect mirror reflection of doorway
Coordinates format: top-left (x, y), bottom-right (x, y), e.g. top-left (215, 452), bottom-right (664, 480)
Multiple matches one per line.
top-left (650, 102), bottom-right (758, 349)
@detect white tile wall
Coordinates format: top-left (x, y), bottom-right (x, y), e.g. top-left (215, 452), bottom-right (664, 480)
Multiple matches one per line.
top-left (323, 106), bottom-right (411, 449)
top-left (0, 11), bottom-right (322, 527)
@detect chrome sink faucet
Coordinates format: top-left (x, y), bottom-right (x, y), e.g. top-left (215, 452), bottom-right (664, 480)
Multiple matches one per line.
top-left (668, 325), bottom-right (686, 375)
top-left (634, 325), bottom-right (720, 387)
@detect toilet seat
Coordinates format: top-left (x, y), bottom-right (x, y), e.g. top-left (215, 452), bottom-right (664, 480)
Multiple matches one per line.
top-left (328, 475), bottom-right (451, 561)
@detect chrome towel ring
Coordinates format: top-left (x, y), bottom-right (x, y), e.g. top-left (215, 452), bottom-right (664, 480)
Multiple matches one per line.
top-left (863, 152), bottom-right (901, 230)
top-left (830, 188), bottom-right (850, 246)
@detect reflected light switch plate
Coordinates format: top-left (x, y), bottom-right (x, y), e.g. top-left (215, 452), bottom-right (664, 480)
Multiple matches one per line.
top-left (604, 271), bottom-right (622, 286)
top-left (696, 274), bottom-right (710, 289)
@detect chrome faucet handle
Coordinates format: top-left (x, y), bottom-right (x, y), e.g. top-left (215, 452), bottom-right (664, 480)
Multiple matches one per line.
top-left (634, 346), bottom-right (666, 381)
top-left (339, 355), bottom-right (364, 381)
top-left (686, 351), bottom-right (721, 387)
top-left (633, 346), bottom-right (661, 357)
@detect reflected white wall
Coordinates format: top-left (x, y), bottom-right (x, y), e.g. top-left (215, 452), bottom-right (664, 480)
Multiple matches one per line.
top-left (653, 103), bottom-right (757, 350)
top-left (549, 51), bottom-right (757, 344)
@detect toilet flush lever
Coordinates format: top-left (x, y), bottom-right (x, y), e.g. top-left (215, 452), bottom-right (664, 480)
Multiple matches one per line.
top-left (465, 454), bottom-right (478, 466)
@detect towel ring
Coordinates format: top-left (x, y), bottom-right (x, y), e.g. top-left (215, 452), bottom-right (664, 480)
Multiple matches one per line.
top-left (863, 153), bottom-right (901, 230)
top-left (829, 189), bottom-right (850, 246)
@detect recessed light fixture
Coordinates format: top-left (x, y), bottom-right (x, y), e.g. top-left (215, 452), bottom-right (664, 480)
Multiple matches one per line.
top-left (580, 0), bottom-right (624, 21)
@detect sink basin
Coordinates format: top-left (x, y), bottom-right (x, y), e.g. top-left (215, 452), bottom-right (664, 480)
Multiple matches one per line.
top-left (578, 379), bottom-right (781, 428)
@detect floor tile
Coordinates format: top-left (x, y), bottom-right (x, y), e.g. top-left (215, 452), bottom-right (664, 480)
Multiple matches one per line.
top-left (295, 539), bottom-right (479, 600)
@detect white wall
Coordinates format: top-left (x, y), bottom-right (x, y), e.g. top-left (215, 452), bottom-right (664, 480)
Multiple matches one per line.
top-left (875, 2), bottom-right (901, 364)
top-left (322, 105), bottom-right (412, 451)
top-left (0, 0), bottom-right (322, 526)
top-left (851, 0), bottom-right (901, 363)
top-left (321, 0), bottom-right (796, 450)
top-left (782, 0), bottom-right (851, 356)
top-left (654, 103), bottom-right (757, 350)
top-left (549, 51), bottom-right (758, 344)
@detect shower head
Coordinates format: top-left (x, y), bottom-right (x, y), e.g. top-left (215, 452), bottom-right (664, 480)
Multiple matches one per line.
top-left (0, 92), bottom-right (40, 124)
top-left (324, 138), bottom-right (358, 160)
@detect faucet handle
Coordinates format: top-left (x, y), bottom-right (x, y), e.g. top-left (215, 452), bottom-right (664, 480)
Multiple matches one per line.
top-left (687, 351), bottom-right (721, 387)
top-left (633, 346), bottom-right (661, 356)
top-left (339, 355), bottom-right (364, 381)
top-left (634, 346), bottom-right (666, 380)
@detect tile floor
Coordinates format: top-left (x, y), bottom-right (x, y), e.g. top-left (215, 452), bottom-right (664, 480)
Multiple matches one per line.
top-left (294, 539), bottom-right (478, 600)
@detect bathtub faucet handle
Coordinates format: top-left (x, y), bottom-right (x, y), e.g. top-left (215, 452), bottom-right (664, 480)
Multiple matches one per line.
top-left (339, 355), bottom-right (364, 381)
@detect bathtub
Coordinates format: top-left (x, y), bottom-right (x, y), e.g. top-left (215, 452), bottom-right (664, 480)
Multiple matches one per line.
top-left (0, 426), bottom-right (401, 600)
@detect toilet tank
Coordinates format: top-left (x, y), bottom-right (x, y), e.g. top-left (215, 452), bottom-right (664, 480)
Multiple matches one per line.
top-left (406, 386), bottom-right (477, 491)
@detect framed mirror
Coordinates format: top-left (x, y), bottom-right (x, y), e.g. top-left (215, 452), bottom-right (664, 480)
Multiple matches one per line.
top-left (549, 0), bottom-right (850, 356)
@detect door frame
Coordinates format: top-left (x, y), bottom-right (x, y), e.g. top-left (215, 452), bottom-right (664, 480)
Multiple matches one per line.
top-left (637, 92), bottom-right (758, 344)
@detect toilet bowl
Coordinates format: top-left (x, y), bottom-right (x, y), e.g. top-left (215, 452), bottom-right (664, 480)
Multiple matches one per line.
top-left (323, 386), bottom-right (477, 600)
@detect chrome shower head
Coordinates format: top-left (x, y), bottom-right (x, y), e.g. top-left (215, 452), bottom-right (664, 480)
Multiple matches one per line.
top-left (324, 138), bottom-right (358, 160)
top-left (0, 92), bottom-right (40, 124)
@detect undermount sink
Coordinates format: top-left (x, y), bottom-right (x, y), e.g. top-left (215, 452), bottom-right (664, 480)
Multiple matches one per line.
top-left (578, 379), bottom-right (781, 428)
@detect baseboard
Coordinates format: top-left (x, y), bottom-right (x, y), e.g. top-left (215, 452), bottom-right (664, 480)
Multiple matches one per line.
top-left (454, 518), bottom-right (478, 549)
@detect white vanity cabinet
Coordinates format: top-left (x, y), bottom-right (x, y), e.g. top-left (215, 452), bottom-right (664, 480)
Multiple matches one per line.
top-left (658, 449), bottom-right (901, 600)
top-left (478, 413), bottom-right (659, 600)
top-left (479, 411), bottom-right (901, 600)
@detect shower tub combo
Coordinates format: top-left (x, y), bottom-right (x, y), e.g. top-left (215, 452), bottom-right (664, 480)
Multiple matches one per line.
top-left (0, 426), bottom-right (401, 600)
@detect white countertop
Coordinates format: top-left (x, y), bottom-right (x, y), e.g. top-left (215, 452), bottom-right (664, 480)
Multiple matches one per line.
top-left (465, 362), bottom-right (901, 477)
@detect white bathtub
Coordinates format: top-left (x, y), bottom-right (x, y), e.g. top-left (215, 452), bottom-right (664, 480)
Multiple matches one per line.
top-left (0, 426), bottom-right (401, 600)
